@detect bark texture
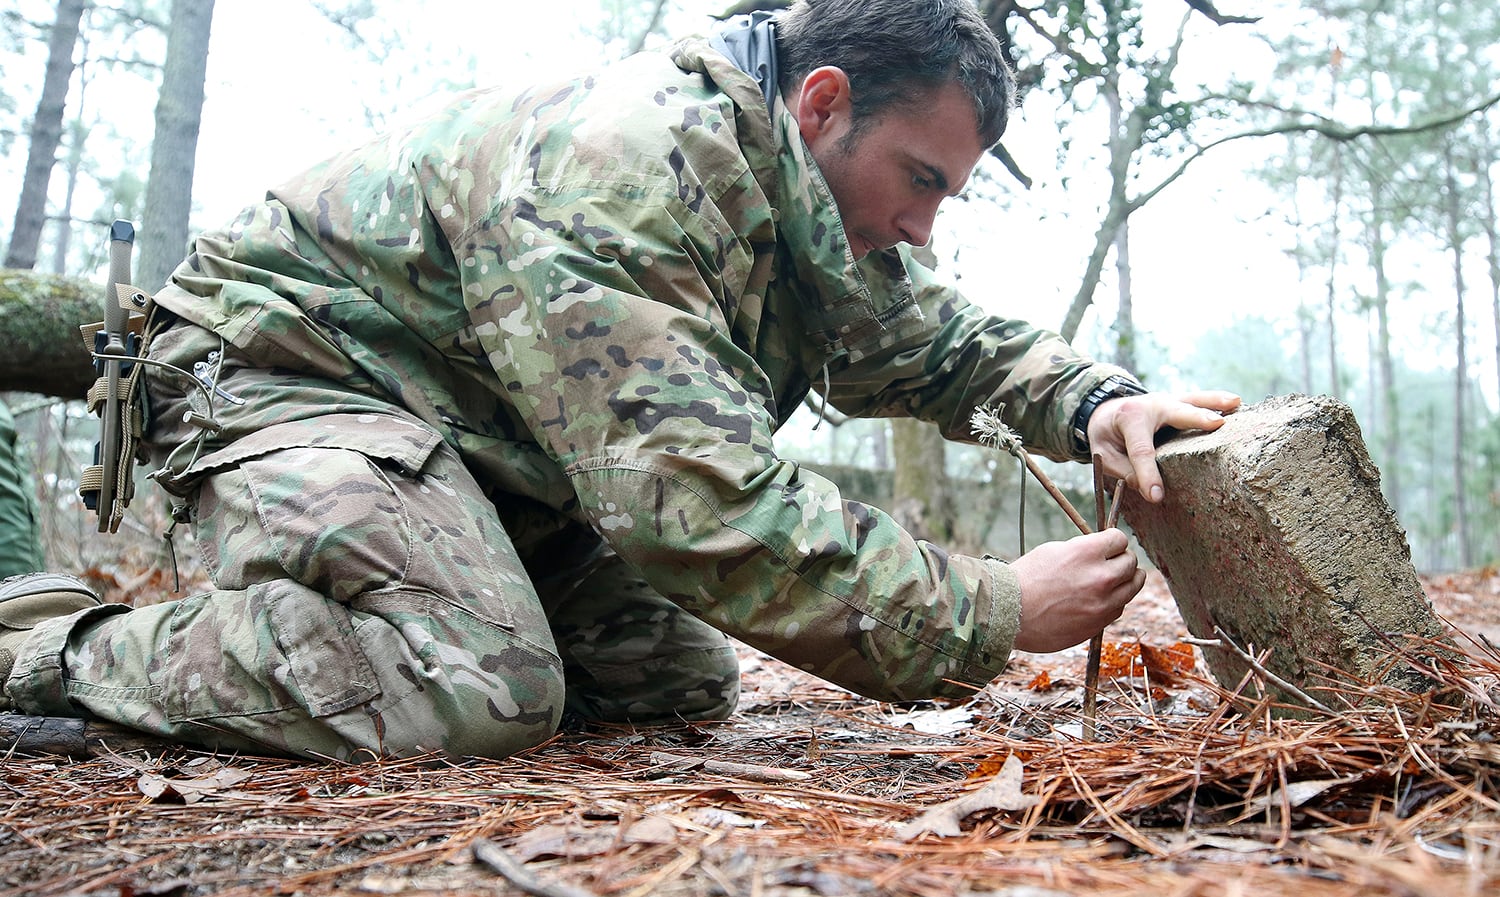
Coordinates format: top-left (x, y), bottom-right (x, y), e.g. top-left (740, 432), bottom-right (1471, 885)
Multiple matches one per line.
top-left (0, 269), bottom-right (97, 399)
top-left (4, 0), bottom-right (88, 270)
top-left (136, 0), bottom-right (217, 292)
top-left (1121, 395), bottom-right (1454, 712)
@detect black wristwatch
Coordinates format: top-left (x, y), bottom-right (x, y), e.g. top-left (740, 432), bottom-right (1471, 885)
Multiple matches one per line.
top-left (1070, 374), bottom-right (1148, 455)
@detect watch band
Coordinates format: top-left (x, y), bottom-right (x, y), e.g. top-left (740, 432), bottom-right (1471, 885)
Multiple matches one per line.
top-left (1070, 374), bottom-right (1148, 455)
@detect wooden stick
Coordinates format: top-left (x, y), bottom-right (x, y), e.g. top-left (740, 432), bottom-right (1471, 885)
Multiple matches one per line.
top-left (472, 838), bottom-right (600, 897)
top-left (972, 410), bottom-right (1130, 741)
top-left (1203, 627), bottom-right (1337, 715)
top-left (649, 750), bottom-right (812, 784)
top-left (1022, 452), bottom-right (1091, 535)
top-left (1083, 457), bottom-right (1111, 740)
top-left (1106, 481), bottom-right (1127, 529)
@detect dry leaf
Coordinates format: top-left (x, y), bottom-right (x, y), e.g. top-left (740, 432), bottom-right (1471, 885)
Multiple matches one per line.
top-left (898, 755), bottom-right (1040, 839)
top-left (508, 824), bottom-right (616, 862)
top-left (1138, 641), bottom-right (1196, 684)
top-left (1093, 641), bottom-right (1196, 687)
top-left (137, 767), bottom-right (254, 804)
top-left (890, 706), bottom-right (974, 735)
top-left (1252, 775), bottom-right (1363, 814)
top-left (1098, 642), bottom-right (1137, 678)
top-left (622, 816), bottom-right (677, 844)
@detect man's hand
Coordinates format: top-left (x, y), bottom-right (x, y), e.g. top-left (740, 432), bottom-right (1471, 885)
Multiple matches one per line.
top-left (1010, 529), bottom-right (1145, 653)
top-left (1087, 390), bottom-right (1241, 503)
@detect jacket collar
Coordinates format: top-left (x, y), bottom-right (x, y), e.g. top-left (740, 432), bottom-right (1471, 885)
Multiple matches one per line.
top-left (670, 35), bottom-right (927, 364)
top-left (709, 12), bottom-right (780, 113)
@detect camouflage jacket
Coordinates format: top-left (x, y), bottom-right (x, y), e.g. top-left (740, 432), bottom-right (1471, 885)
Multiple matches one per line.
top-left (153, 36), bottom-right (1133, 702)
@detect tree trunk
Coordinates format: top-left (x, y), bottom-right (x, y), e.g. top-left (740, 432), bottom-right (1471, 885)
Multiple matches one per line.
top-left (1286, 147), bottom-right (1315, 395)
top-left (1324, 51), bottom-right (1344, 399)
top-left (1060, 203), bottom-right (1127, 342)
top-left (1371, 216), bottom-right (1400, 516)
top-left (1482, 127), bottom-right (1500, 413)
top-left (1105, 75), bottom-right (1137, 372)
top-left (1324, 139), bottom-right (1343, 399)
top-left (889, 418), bottom-right (952, 543)
top-left (1296, 305), bottom-right (1314, 394)
top-left (627, 0), bottom-right (670, 55)
top-left (4, 0), bottom-right (88, 270)
top-left (0, 269), bottom-right (97, 399)
top-left (51, 114), bottom-right (93, 275)
top-left (1056, 7), bottom-right (1193, 345)
top-left (1443, 139), bottom-right (1471, 569)
top-left (888, 240), bottom-right (954, 542)
top-left (1113, 221), bottom-right (1137, 371)
top-left (136, 0), bottom-right (216, 292)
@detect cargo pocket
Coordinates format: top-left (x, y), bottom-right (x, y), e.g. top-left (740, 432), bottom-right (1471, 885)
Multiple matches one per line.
top-left (161, 583), bottom-right (381, 724)
top-left (166, 412), bottom-right (442, 496)
top-left (157, 413), bottom-right (443, 725)
top-left (183, 414), bottom-right (443, 601)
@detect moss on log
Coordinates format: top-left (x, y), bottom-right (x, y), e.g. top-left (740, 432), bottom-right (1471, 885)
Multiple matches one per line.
top-left (0, 268), bottom-right (99, 399)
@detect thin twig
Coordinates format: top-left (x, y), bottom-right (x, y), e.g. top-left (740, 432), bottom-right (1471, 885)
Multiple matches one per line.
top-left (1083, 457), bottom-right (1109, 740)
top-left (1192, 627), bottom-right (1336, 715)
top-left (1106, 482), bottom-right (1126, 529)
top-left (472, 838), bottom-right (601, 897)
top-left (649, 751), bottom-right (812, 783)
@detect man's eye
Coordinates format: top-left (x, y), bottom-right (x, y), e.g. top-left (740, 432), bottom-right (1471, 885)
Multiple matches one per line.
top-left (912, 174), bottom-right (932, 190)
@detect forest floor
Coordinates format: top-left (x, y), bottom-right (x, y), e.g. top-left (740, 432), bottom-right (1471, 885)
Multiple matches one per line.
top-left (2, 568), bottom-right (1498, 897)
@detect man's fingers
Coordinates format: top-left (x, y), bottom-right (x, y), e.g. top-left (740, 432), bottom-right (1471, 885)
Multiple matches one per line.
top-left (1158, 401), bottom-right (1233, 434)
top-left (1136, 393), bottom-right (1241, 501)
top-left (1176, 390), bottom-right (1242, 414)
top-left (1121, 421), bottom-right (1164, 503)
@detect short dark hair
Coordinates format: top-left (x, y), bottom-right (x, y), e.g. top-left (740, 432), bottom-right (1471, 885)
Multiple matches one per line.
top-left (775, 0), bottom-right (1014, 146)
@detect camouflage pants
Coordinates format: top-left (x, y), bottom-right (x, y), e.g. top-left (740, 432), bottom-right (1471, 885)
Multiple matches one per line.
top-left (5, 319), bottom-right (739, 760)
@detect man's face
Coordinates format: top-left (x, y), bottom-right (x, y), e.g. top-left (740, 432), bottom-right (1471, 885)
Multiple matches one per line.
top-left (794, 70), bottom-right (986, 261)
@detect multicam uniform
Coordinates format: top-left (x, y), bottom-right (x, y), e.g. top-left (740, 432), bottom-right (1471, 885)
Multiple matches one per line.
top-left (0, 400), bottom-right (43, 579)
top-left (6, 35), bottom-right (1133, 760)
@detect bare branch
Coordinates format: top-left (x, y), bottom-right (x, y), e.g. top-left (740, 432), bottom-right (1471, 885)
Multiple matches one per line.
top-left (1012, 3), bottom-right (1090, 66)
top-left (988, 141), bottom-right (1033, 190)
top-left (1182, 0), bottom-right (1259, 26)
top-left (1128, 89), bottom-right (1500, 213)
top-left (628, 0), bottom-right (671, 56)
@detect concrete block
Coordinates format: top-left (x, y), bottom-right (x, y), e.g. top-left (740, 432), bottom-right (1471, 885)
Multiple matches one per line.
top-left (1120, 394), bottom-right (1452, 710)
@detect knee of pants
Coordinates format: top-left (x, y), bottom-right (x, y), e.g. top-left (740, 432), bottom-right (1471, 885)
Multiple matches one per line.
top-left (402, 661), bottom-right (568, 761)
top-left (566, 642), bottom-right (742, 725)
top-left (349, 598), bottom-right (570, 761)
top-left (268, 632), bottom-right (570, 763)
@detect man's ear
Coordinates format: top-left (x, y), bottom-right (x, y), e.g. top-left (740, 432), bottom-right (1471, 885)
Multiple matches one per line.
top-left (793, 66), bottom-right (853, 144)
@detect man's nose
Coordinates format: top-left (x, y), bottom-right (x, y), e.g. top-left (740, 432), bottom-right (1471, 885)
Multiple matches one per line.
top-left (897, 201), bottom-right (941, 247)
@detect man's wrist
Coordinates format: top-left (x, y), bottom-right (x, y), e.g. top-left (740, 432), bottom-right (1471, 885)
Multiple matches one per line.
top-left (1070, 374), bottom-right (1148, 455)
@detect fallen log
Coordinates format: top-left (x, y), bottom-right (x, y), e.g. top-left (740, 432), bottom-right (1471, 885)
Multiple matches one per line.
top-left (1, 712), bottom-right (174, 757)
top-left (1120, 395), bottom-right (1457, 713)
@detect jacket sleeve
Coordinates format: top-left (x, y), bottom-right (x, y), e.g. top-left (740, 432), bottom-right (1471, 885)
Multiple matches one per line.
top-left (452, 178), bottom-right (1019, 703)
top-left (824, 250), bottom-right (1137, 463)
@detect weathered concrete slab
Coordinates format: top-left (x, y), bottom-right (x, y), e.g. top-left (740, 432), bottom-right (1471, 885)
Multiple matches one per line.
top-left (1120, 394), bottom-right (1452, 710)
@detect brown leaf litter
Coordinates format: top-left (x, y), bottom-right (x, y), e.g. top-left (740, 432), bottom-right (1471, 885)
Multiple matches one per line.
top-left (1, 572), bottom-right (1497, 897)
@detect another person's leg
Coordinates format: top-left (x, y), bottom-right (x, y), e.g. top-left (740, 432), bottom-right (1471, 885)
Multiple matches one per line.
top-left (0, 399), bottom-right (43, 578)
